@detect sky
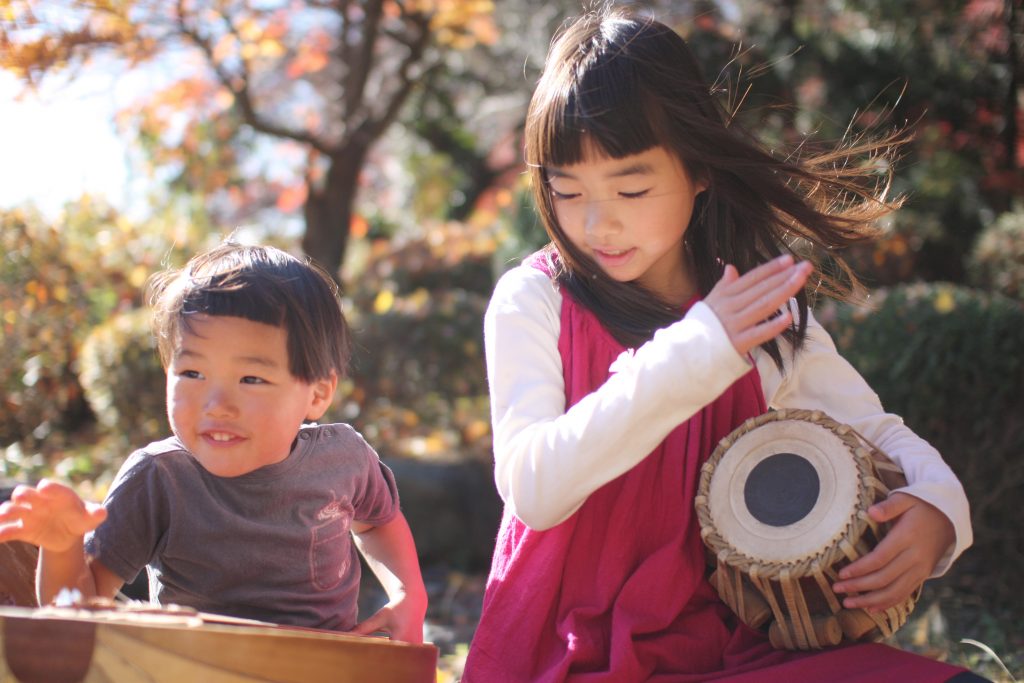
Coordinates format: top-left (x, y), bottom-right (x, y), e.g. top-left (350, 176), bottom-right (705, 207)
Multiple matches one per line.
top-left (0, 69), bottom-right (136, 218)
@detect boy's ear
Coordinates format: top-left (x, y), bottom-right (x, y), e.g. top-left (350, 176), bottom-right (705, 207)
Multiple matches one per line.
top-left (307, 371), bottom-right (339, 420)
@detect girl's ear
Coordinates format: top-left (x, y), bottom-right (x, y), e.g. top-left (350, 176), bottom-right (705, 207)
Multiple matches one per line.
top-left (307, 371), bottom-right (339, 420)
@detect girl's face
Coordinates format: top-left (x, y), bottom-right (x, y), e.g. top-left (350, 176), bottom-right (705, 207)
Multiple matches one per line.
top-left (165, 315), bottom-right (335, 477)
top-left (546, 143), bottom-right (706, 305)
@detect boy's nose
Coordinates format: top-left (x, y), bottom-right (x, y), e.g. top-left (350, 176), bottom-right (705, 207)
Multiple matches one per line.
top-left (203, 387), bottom-right (238, 417)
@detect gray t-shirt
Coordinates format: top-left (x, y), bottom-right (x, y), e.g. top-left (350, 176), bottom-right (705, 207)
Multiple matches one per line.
top-left (84, 423), bottom-right (398, 630)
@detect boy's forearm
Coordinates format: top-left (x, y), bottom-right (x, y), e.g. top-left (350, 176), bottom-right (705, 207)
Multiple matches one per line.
top-left (353, 512), bottom-right (426, 606)
top-left (36, 542), bottom-right (97, 606)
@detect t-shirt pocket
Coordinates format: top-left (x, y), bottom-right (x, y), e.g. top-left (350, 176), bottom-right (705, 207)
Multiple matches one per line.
top-left (309, 516), bottom-right (350, 591)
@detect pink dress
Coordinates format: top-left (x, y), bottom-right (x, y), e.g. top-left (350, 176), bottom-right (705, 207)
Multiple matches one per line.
top-left (462, 272), bottom-right (966, 682)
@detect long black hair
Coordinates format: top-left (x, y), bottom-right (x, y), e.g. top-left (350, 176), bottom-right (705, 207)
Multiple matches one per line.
top-left (525, 8), bottom-right (904, 368)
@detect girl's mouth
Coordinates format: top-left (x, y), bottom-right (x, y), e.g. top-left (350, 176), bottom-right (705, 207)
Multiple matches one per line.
top-left (593, 248), bottom-right (636, 267)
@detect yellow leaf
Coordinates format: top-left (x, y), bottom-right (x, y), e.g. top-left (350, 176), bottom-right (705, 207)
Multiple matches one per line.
top-left (238, 18), bottom-right (263, 42)
top-left (258, 38), bottom-right (285, 58)
top-left (933, 289), bottom-right (955, 314)
top-left (129, 265), bottom-right (148, 288)
top-left (373, 290), bottom-right (395, 314)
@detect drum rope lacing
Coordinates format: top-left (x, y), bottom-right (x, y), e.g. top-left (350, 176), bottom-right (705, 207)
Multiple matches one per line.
top-left (695, 408), bottom-right (919, 650)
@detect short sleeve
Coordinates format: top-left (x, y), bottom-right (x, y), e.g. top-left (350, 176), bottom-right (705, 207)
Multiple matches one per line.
top-left (84, 449), bottom-right (169, 584)
top-left (348, 434), bottom-right (399, 526)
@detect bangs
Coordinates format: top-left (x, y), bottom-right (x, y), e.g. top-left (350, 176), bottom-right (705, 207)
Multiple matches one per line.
top-left (529, 60), bottom-right (668, 169)
top-left (179, 268), bottom-right (287, 332)
top-left (179, 283), bottom-right (284, 333)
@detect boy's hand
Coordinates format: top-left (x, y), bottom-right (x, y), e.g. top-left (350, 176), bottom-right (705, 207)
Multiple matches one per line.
top-left (704, 255), bottom-right (813, 357)
top-left (0, 480), bottom-right (107, 552)
top-left (350, 589), bottom-right (427, 644)
top-left (831, 492), bottom-right (954, 612)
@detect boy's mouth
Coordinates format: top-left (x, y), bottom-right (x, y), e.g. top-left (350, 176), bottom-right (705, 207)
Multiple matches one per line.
top-left (201, 430), bottom-right (244, 444)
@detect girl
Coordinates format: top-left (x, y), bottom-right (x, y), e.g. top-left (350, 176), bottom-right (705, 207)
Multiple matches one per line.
top-left (462, 7), bottom-right (977, 683)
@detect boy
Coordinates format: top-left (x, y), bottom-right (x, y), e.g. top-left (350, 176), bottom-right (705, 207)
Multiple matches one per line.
top-left (0, 242), bottom-right (427, 643)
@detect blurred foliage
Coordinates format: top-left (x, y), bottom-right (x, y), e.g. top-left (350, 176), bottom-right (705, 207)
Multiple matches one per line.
top-left (332, 221), bottom-right (499, 462)
top-left (78, 308), bottom-right (168, 448)
top-left (672, 0), bottom-right (1022, 286)
top-left (817, 283), bottom-right (1024, 609)
top-left (0, 199), bottom-right (209, 481)
top-left (967, 205), bottom-right (1024, 301)
top-left (0, 208), bottom-right (92, 450)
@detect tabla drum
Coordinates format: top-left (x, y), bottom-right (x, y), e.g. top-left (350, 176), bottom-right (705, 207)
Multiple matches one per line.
top-left (0, 602), bottom-right (438, 682)
top-left (694, 408), bottom-right (919, 650)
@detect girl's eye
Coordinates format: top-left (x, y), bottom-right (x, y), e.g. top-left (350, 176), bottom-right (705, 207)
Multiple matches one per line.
top-left (241, 376), bottom-right (267, 385)
top-left (618, 189), bottom-right (650, 199)
top-left (549, 188), bottom-right (580, 201)
top-left (179, 369), bottom-right (202, 379)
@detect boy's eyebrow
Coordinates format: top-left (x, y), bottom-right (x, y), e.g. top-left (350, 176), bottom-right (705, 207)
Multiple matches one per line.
top-left (236, 355), bottom-right (281, 368)
top-left (547, 162), bottom-right (655, 179)
top-left (175, 348), bottom-right (280, 368)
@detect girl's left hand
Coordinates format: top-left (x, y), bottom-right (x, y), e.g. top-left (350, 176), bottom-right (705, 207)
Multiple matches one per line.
top-left (831, 492), bottom-right (954, 611)
top-left (349, 589), bottom-right (426, 643)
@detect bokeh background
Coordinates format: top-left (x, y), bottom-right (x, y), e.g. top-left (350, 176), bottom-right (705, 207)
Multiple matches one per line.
top-left (1, 1), bottom-right (1021, 681)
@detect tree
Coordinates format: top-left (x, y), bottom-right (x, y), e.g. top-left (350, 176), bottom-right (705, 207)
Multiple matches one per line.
top-left (0, 0), bottom-right (497, 278)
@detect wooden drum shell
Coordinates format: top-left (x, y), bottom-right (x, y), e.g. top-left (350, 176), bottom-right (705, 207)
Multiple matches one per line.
top-left (695, 409), bottom-right (919, 650)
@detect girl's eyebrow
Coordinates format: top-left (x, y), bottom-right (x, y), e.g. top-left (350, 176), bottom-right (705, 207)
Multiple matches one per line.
top-left (547, 162), bottom-right (655, 179)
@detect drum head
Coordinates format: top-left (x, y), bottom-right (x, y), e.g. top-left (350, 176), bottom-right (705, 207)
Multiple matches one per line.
top-left (707, 418), bottom-right (860, 564)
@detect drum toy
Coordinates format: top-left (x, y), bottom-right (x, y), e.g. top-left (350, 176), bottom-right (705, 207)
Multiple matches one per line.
top-left (695, 408), bottom-right (918, 650)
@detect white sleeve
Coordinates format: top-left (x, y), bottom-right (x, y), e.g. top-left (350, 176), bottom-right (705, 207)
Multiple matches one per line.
top-left (484, 266), bottom-right (751, 530)
top-left (753, 306), bottom-right (972, 576)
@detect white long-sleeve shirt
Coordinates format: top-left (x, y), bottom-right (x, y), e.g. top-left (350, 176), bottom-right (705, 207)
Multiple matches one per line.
top-left (484, 263), bottom-right (972, 575)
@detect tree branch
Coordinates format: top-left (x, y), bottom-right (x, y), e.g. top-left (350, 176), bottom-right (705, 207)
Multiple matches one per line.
top-left (173, 0), bottom-right (336, 155)
top-left (342, 0), bottom-right (385, 120)
top-left (361, 12), bottom-right (432, 144)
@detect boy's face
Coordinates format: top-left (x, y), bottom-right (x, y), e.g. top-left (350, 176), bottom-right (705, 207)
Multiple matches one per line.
top-left (165, 315), bottom-right (336, 477)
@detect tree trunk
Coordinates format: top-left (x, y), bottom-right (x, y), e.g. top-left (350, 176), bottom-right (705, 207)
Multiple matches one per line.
top-left (301, 145), bottom-right (369, 281)
top-left (1005, 0), bottom-right (1019, 172)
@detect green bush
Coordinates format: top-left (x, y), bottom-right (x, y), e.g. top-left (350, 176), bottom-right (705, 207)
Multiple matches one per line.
top-left (817, 283), bottom-right (1024, 604)
top-left (78, 308), bottom-right (169, 448)
top-left (0, 209), bottom-right (92, 451)
top-left (335, 222), bottom-right (494, 462)
top-left (967, 207), bottom-right (1024, 302)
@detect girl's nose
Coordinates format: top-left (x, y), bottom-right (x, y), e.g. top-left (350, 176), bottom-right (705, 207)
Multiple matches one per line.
top-left (583, 199), bottom-right (620, 240)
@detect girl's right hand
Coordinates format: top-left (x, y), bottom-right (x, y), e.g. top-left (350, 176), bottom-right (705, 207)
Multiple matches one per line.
top-left (704, 254), bottom-right (813, 356)
top-left (0, 479), bottom-right (107, 552)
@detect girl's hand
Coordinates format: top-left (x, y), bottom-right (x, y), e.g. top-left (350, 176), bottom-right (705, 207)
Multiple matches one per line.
top-left (704, 255), bottom-right (813, 356)
top-left (349, 589), bottom-right (427, 644)
top-left (0, 480), bottom-right (107, 552)
top-left (831, 492), bottom-right (954, 612)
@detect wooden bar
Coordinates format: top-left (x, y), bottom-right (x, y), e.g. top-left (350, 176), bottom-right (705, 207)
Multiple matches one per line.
top-left (0, 606), bottom-right (438, 683)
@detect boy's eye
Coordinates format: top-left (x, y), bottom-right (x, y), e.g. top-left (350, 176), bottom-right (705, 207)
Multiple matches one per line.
top-left (241, 376), bottom-right (267, 385)
top-left (179, 369), bottom-right (202, 379)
